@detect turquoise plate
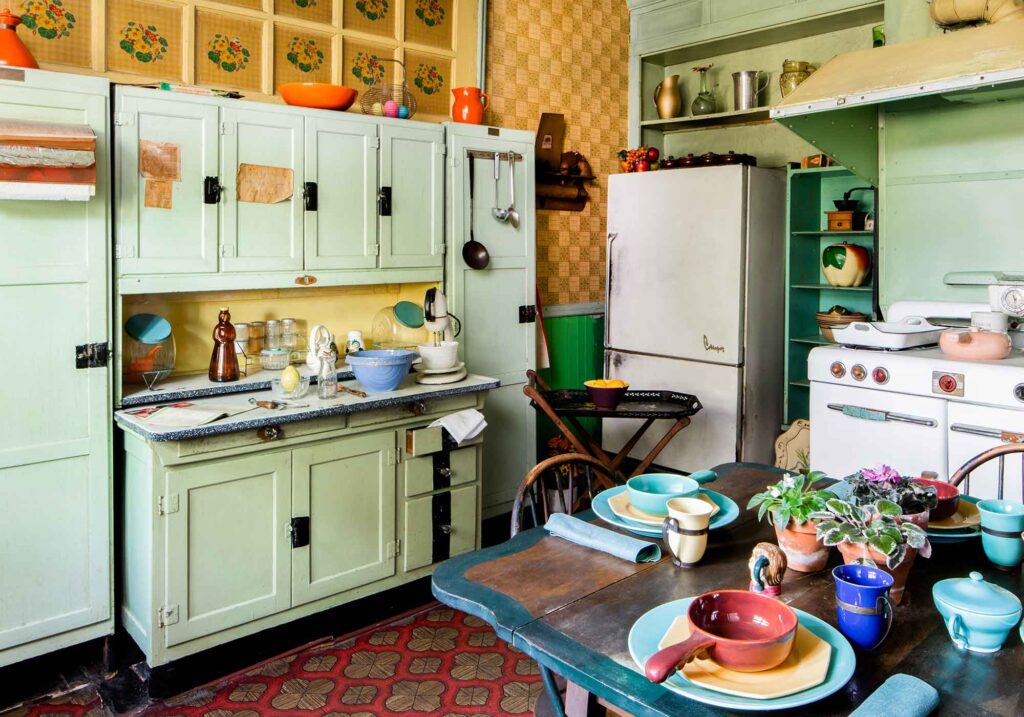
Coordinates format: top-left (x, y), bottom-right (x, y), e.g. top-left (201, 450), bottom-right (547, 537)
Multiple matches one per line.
top-left (827, 481), bottom-right (981, 544)
top-left (628, 597), bottom-right (856, 712)
top-left (592, 486), bottom-right (738, 537)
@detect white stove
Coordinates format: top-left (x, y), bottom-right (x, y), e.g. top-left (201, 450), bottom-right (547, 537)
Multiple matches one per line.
top-left (809, 343), bottom-right (1024, 502)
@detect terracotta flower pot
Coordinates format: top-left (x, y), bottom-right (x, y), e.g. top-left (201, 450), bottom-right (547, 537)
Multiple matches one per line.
top-left (899, 510), bottom-right (930, 529)
top-left (837, 542), bottom-right (917, 605)
top-left (774, 518), bottom-right (829, 573)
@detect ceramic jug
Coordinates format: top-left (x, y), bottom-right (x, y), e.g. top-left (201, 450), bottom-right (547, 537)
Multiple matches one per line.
top-left (654, 74), bottom-right (683, 119)
top-left (0, 8), bottom-right (39, 69)
top-left (451, 86), bottom-right (490, 125)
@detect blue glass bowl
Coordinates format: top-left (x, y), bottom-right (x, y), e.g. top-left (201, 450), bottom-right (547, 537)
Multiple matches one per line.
top-left (345, 349), bottom-right (418, 393)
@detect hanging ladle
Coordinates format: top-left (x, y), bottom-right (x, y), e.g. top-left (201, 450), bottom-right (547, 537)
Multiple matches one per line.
top-left (505, 152), bottom-right (520, 230)
top-left (491, 153), bottom-right (509, 223)
top-left (462, 155), bottom-right (490, 270)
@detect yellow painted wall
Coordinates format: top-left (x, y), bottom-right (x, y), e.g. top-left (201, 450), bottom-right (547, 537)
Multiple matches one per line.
top-left (123, 282), bottom-right (435, 374)
top-left (483, 0), bottom-right (629, 307)
top-left (16, 0), bottom-right (478, 120)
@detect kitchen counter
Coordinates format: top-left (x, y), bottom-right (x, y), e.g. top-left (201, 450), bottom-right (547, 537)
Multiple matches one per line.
top-left (114, 374), bottom-right (500, 442)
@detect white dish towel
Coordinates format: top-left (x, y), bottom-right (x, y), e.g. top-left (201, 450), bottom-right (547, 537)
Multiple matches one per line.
top-left (430, 409), bottom-right (487, 444)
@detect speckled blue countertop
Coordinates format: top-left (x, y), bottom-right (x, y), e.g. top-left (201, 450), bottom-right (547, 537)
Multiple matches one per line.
top-left (114, 374), bottom-right (500, 442)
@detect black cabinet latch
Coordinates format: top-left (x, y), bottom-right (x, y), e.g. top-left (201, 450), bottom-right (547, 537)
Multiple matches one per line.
top-left (519, 305), bottom-right (537, 324)
top-left (303, 182), bottom-right (318, 211)
top-left (203, 176), bottom-right (222, 205)
top-left (290, 516), bottom-right (310, 549)
top-left (76, 342), bottom-right (109, 369)
top-left (377, 186), bottom-right (392, 216)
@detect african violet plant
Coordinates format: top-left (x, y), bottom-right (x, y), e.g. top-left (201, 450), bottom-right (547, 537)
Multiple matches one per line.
top-left (747, 471), bottom-right (833, 530)
top-left (810, 497), bottom-right (932, 569)
top-left (848, 465), bottom-right (937, 516)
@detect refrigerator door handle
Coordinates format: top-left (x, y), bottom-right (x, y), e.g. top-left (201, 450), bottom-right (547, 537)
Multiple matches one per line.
top-left (605, 232), bottom-right (618, 348)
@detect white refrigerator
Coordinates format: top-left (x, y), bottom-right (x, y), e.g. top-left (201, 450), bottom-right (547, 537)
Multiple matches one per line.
top-left (604, 165), bottom-right (785, 472)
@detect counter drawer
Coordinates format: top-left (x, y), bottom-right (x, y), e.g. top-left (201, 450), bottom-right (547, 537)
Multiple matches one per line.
top-left (165, 414), bottom-right (348, 459)
top-left (402, 483), bottom-right (478, 573)
top-left (348, 393), bottom-right (477, 428)
top-left (404, 445), bottom-right (478, 498)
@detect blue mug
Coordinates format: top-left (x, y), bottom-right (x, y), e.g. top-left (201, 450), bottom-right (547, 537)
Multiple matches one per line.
top-left (977, 500), bottom-right (1024, 569)
top-left (833, 564), bottom-right (894, 650)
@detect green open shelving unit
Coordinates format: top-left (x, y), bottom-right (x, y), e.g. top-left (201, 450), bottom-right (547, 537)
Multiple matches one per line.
top-left (783, 166), bottom-right (878, 427)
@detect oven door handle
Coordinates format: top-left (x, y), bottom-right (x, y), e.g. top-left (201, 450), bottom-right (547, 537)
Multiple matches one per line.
top-left (827, 403), bottom-right (938, 427)
top-left (950, 423), bottom-right (1024, 443)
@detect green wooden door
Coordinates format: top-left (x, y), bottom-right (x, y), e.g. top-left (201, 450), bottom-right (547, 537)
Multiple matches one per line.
top-left (304, 116), bottom-right (379, 270)
top-left (0, 79), bottom-right (111, 660)
top-left (220, 107), bottom-right (304, 273)
top-left (291, 432), bottom-right (396, 606)
top-left (163, 451), bottom-right (292, 646)
top-left (379, 123), bottom-right (444, 268)
top-left (115, 91), bottom-right (219, 275)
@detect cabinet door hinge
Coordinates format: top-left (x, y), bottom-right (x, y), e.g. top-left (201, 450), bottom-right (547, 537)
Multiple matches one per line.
top-left (114, 112), bottom-right (135, 126)
top-left (372, 242), bottom-right (380, 256)
top-left (219, 122), bottom-right (235, 135)
top-left (290, 516), bottom-right (310, 549)
top-left (114, 245), bottom-right (136, 259)
top-left (386, 447), bottom-right (402, 466)
top-left (157, 604), bottom-right (179, 627)
top-left (437, 144), bottom-right (447, 156)
top-left (158, 493), bottom-right (180, 515)
top-left (387, 539), bottom-right (401, 558)
top-left (75, 342), bottom-right (109, 369)
top-left (518, 305), bottom-right (537, 324)
top-left (371, 136), bottom-right (381, 150)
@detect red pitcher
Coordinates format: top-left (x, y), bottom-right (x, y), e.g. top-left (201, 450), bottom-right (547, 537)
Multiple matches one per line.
top-left (451, 86), bottom-right (489, 124)
top-left (0, 8), bottom-right (39, 69)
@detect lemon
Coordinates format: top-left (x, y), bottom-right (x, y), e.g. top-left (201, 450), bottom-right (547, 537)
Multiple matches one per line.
top-left (280, 365), bottom-right (301, 393)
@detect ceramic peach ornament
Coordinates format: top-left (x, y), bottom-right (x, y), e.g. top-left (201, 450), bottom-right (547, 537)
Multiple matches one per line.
top-left (822, 243), bottom-right (871, 287)
top-left (0, 9), bottom-right (39, 68)
top-left (939, 326), bottom-right (1012, 361)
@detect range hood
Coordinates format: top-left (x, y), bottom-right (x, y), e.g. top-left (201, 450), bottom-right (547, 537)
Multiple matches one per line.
top-left (770, 20), bottom-right (1024, 183)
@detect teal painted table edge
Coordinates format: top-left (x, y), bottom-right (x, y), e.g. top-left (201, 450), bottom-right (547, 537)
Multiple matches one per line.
top-left (430, 462), bottom-right (783, 717)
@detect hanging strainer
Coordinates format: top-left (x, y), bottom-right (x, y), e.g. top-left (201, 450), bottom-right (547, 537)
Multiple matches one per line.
top-left (359, 58), bottom-right (417, 119)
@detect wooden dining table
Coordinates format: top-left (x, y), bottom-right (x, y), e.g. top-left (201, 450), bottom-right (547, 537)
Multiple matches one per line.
top-left (431, 462), bottom-right (1024, 717)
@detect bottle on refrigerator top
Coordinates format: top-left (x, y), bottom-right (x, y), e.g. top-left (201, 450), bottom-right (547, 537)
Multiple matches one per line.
top-left (209, 307), bottom-right (240, 382)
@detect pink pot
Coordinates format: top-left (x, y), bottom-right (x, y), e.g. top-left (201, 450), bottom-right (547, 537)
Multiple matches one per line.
top-left (774, 519), bottom-right (829, 573)
top-left (939, 327), bottom-right (1011, 361)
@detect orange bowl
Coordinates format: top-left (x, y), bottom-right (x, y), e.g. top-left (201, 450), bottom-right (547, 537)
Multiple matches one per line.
top-left (279, 83), bottom-right (357, 110)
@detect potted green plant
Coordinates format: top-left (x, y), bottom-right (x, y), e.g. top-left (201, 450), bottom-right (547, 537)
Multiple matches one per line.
top-left (811, 497), bottom-right (931, 604)
top-left (747, 472), bottom-right (834, 572)
top-left (847, 465), bottom-right (937, 526)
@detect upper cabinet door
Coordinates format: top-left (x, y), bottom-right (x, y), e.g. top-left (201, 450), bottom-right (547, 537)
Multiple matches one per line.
top-left (116, 94), bottom-right (219, 275)
top-left (220, 108), bottom-right (304, 273)
top-left (379, 123), bottom-right (444, 269)
top-left (304, 116), bottom-right (379, 270)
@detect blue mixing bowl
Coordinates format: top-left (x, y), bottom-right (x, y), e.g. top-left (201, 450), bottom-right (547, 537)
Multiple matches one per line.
top-left (626, 473), bottom-right (700, 516)
top-left (345, 350), bottom-right (418, 393)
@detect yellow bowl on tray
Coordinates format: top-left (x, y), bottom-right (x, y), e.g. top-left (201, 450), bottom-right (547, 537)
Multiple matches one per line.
top-left (585, 379), bottom-right (629, 410)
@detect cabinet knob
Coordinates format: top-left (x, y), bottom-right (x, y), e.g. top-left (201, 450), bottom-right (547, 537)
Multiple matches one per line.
top-left (410, 400), bottom-right (428, 416)
top-left (438, 467), bottom-right (452, 478)
top-left (295, 274), bottom-right (318, 286)
top-left (439, 524), bottom-right (453, 535)
top-left (258, 425), bottom-right (282, 442)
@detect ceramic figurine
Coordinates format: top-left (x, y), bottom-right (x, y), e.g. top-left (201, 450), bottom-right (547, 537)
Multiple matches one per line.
top-left (208, 307), bottom-right (239, 382)
top-left (822, 243), bottom-right (871, 287)
top-left (749, 542), bottom-right (787, 596)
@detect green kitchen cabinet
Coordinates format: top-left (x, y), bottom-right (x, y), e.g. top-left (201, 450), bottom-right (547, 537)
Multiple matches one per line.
top-left (402, 483), bottom-right (478, 573)
top-left (163, 451), bottom-right (292, 646)
top-left (304, 116), bottom-right (379, 270)
top-left (0, 70), bottom-right (112, 668)
top-left (220, 107), bottom-right (304, 273)
top-left (379, 123), bottom-right (445, 269)
top-left (115, 93), bottom-right (219, 275)
top-left (291, 433), bottom-right (396, 606)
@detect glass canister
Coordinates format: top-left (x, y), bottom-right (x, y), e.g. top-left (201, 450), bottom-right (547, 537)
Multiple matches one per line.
top-left (780, 59), bottom-right (813, 97)
top-left (281, 318), bottom-right (300, 348)
top-left (248, 321), bottom-right (266, 354)
top-left (265, 319), bottom-right (282, 349)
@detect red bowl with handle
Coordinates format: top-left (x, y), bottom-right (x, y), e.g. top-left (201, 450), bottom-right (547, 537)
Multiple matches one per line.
top-left (913, 477), bottom-right (960, 522)
top-left (645, 590), bottom-right (798, 682)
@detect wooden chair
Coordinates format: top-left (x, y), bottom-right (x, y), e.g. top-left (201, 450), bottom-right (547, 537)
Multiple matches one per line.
top-left (949, 442), bottom-right (1024, 497)
top-left (511, 452), bottom-right (617, 537)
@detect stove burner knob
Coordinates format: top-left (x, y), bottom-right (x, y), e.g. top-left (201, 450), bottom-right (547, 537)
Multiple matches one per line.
top-left (872, 367), bottom-right (889, 384)
top-left (851, 364), bottom-right (866, 382)
top-left (1015, 384), bottom-right (1024, 403)
top-left (938, 374), bottom-right (958, 393)
top-left (830, 361), bottom-right (846, 379)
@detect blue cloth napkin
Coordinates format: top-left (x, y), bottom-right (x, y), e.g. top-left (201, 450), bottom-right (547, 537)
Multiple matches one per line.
top-left (544, 513), bottom-right (662, 563)
top-left (849, 674), bottom-right (939, 717)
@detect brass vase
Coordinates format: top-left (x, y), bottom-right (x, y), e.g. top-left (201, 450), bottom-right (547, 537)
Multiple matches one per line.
top-left (654, 74), bottom-right (683, 119)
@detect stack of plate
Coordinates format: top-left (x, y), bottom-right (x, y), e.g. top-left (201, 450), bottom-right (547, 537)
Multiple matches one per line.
top-left (591, 485), bottom-right (739, 535)
top-left (413, 360), bottom-right (467, 385)
top-left (926, 496), bottom-right (982, 543)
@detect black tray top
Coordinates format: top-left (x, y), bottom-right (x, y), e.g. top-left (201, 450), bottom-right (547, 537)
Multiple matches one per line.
top-left (537, 389), bottom-right (702, 419)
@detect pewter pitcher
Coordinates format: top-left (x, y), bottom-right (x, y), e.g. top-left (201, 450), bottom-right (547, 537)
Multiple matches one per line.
top-left (732, 70), bottom-right (769, 111)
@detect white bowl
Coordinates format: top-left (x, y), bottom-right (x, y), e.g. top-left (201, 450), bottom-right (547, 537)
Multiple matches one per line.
top-left (417, 341), bottom-right (459, 371)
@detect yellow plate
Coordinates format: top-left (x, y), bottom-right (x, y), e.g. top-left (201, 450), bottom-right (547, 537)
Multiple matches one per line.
top-left (608, 490), bottom-right (720, 526)
top-left (657, 617), bottom-right (832, 700)
top-left (928, 500), bottom-right (981, 531)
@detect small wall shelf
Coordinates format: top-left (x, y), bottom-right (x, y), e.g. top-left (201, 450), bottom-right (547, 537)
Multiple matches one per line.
top-left (639, 107), bottom-right (771, 133)
top-left (791, 230), bottom-right (873, 237)
top-left (791, 283), bottom-right (872, 291)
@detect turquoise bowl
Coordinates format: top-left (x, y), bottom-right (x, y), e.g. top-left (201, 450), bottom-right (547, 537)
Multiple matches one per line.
top-left (933, 571), bottom-right (1022, 653)
top-left (345, 349), bottom-right (417, 393)
top-left (626, 474), bottom-right (699, 516)
top-left (978, 499), bottom-right (1024, 568)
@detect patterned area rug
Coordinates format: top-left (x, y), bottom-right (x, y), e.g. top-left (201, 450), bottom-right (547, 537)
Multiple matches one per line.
top-left (4, 605), bottom-right (543, 717)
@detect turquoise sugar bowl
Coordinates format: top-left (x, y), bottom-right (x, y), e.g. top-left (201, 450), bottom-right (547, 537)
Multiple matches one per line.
top-left (932, 571), bottom-right (1022, 653)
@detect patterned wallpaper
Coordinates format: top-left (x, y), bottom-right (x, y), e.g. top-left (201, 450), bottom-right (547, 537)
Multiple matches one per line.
top-left (14, 0), bottom-right (475, 119)
top-left (484, 0), bottom-right (629, 307)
